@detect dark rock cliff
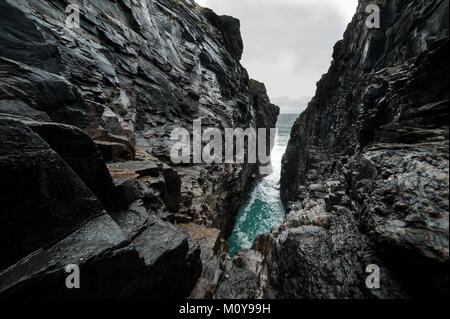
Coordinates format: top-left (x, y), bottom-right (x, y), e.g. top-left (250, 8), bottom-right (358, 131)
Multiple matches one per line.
top-left (272, 0), bottom-right (448, 298)
top-left (0, 0), bottom-right (279, 298)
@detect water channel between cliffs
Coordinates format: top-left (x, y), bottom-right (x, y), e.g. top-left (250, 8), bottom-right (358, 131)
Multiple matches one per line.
top-left (227, 114), bottom-right (298, 256)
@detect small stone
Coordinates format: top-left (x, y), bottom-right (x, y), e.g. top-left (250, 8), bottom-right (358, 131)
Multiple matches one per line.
top-left (309, 184), bottom-right (328, 193)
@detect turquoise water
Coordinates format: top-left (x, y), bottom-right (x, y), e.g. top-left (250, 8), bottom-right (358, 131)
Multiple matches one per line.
top-left (227, 114), bottom-right (298, 256)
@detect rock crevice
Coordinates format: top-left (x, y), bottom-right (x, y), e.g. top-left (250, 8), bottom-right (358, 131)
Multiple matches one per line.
top-left (0, 0), bottom-right (279, 298)
top-left (271, 0), bottom-right (449, 298)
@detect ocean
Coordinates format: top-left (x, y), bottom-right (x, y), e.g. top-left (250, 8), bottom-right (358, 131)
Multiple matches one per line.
top-left (227, 113), bottom-right (299, 256)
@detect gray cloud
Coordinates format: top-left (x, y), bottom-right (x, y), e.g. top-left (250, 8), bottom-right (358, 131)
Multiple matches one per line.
top-left (196, 0), bottom-right (357, 113)
top-left (271, 96), bottom-right (311, 114)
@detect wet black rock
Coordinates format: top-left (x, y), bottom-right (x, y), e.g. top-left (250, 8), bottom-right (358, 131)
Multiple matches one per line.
top-left (200, 8), bottom-right (244, 61)
top-left (0, 0), bottom-right (279, 235)
top-left (276, 0), bottom-right (449, 298)
top-left (26, 121), bottom-right (120, 211)
top-left (0, 117), bottom-right (104, 271)
top-left (0, 0), bottom-right (278, 298)
top-left (0, 100), bottom-right (51, 122)
top-left (0, 214), bottom-right (201, 298)
top-left (131, 216), bottom-right (201, 298)
top-left (215, 249), bottom-right (269, 299)
top-left (216, 268), bottom-right (260, 299)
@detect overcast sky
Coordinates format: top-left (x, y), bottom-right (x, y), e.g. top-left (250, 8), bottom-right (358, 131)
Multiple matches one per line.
top-left (196, 0), bottom-right (358, 113)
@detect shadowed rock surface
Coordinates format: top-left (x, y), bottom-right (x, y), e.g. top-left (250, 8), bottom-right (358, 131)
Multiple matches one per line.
top-left (0, 118), bottom-right (105, 270)
top-left (0, 214), bottom-right (201, 298)
top-left (0, 0), bottom-right (278, 298)
top-left (27, 120), bottom-right (121, 211)
top-left (273, 0), bottom-right (449, 298)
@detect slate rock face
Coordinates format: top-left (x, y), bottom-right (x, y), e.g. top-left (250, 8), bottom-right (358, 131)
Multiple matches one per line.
top-left (0, 118), bottom-right (104, 271)
top-left (274, 0), bottom-right (449, 298)
top-left (215, 249), bottom-right (268, 299)
top-left (201, 8), bottom-right (244, 61)
top-left (0, 214), bottom-right (201, 298)
top-left (0, 100), bottom-right (51, 122)
top-left (216, 268), bottom-right (260, 299)
top-left (0, 0), bottom-right (278, 298)
top-left (27, 121), bottom-right (121, 211)
top-left (131, 217), bottom-right (201, 298)
top-left (0, 0), bottom-right (279, 237)
top-left (179, 223), bottom-right (228, 299)
top-left (0, 116), bottom-right (202, 298)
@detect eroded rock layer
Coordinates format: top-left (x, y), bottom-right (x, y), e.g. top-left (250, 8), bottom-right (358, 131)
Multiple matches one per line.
top-left (0, 0), bottom-right (279, 298)
top-left (271, 0), bottom-right (449, 298)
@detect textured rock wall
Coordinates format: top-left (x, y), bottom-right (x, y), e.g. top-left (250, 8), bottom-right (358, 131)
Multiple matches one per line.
top-left (272, 0), bottom-right (449, 298)
top-left (0, 118), bottom-right (105, 270)
top-left (0, 0), bottom-right (279, 298)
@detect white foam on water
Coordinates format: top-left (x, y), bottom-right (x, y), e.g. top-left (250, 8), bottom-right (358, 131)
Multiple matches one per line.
top-left (228, 114), bottom-right (298, 256)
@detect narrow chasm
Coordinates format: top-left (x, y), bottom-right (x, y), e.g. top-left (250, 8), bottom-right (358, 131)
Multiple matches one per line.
top-left (227, 114), bottom-right (297, 256)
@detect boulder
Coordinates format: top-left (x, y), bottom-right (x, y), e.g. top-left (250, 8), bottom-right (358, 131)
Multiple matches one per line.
top-left (26, 120), bottom-right (121, 212)
top-left (130, 216), bottom-right (201, 298)
top-left (0, 214), bottom-right (202, 299)
top-left (0, 118), bottom-right (104, 270)
top-left (108, 160), bottom-right (182, 212)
